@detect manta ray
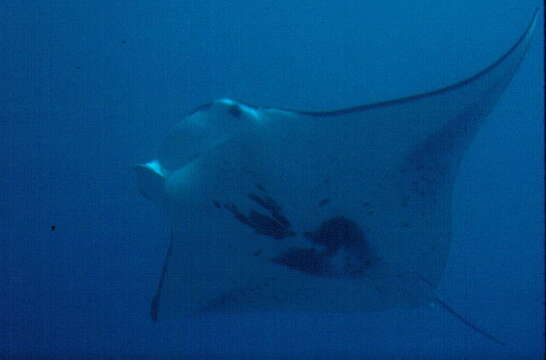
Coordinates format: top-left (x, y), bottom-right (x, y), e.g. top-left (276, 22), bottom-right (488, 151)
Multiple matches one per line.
top-left (134, 10), bottom-right (537, 345)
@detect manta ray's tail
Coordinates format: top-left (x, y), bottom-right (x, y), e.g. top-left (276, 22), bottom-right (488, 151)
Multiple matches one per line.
top-left (432, 296), bottom-right (506, 346)
top-left (414, 273), bottom-right (505, 346)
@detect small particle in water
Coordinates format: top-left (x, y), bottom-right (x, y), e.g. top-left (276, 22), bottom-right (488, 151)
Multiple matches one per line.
top-left (318, 199), bottom-right (330, 207)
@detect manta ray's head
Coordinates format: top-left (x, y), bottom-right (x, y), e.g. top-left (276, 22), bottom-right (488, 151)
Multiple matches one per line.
top-left (159, 98), bottom-right (259, 172)
top-left (134, 98), bottom-right (259, 205)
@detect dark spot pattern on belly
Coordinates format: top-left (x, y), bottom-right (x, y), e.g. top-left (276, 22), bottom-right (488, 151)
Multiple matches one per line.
top-left (272, 247), bottom-right (331, 275)
top-left (255, 184), bottom-right (266, 192)
top-left (248, 193), bottom-right (291, 228)
top-left (304, 216), bottom-right (362, 252)
top-left (274, 216), bottom-right (377, 278)
top-left (248, 193), bottom-right (278, 211)
top-left (224, 201), bottom-right (294, 239)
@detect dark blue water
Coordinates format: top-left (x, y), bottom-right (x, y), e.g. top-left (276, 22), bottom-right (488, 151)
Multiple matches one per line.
top-left (2, 1), bottom-right (543, 359)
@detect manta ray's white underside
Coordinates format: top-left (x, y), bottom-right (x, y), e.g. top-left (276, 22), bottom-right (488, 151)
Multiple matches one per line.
top-left (134, 10), bottom-right (537, 344)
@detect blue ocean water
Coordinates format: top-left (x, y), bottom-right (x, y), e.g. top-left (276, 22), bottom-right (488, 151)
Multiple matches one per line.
top-left (1, 1), bottom-right (543, 359)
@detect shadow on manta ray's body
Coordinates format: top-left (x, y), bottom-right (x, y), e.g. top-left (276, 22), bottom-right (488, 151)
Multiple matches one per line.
top-left (134, 10), bottom-right (538, 345)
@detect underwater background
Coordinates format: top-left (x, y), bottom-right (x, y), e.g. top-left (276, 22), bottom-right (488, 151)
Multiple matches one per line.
top-left (2, 0), bottom-right (543, 359)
